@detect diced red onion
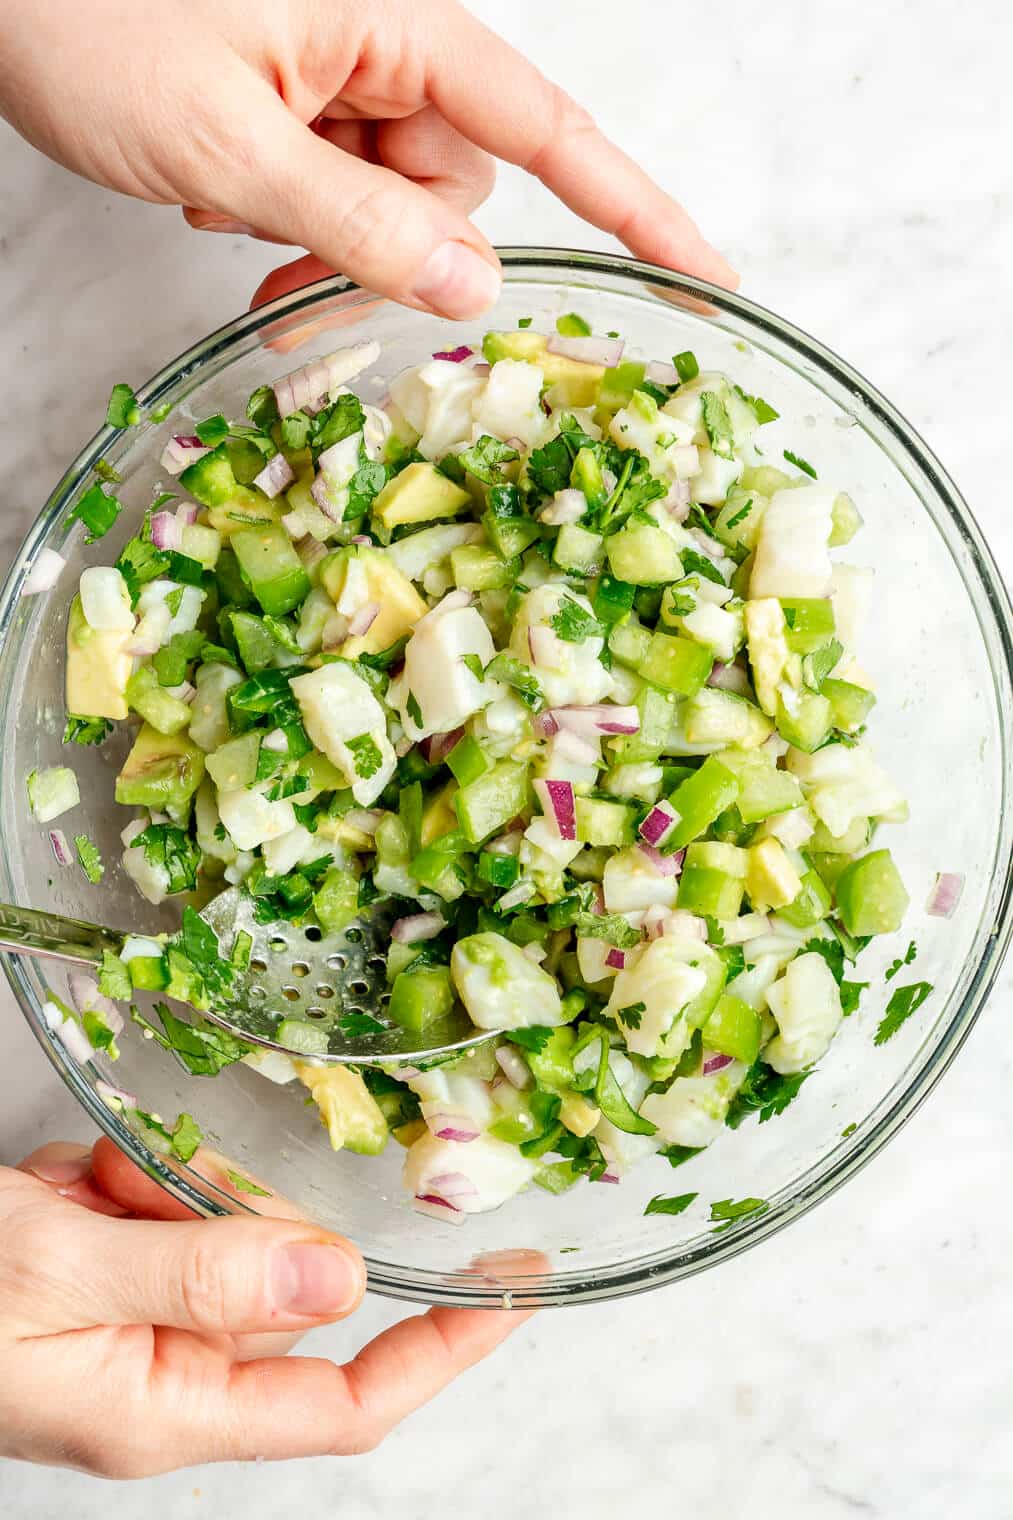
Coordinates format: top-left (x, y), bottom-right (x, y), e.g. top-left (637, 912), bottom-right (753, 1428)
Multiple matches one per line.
top-left (95, 1079), bottom-right (137, 1110)
top-left (344, 808), bottom-right (382, 836)
top-left (708, 662), bottom-right (752, 696)
top-left (527, 624), bottom-right (559, 667)
top-left (645, 359), bottom-right (680, 386)
top-left (52, 1011), bottom-right (95, 1065)
top-left (415, 1195), bottom-right (466, 1222)
top-left (687, 528), bottom-right (726, 565)
top-left (590, 883), bottom-right (605, 915)
top-left (49, 829), bottom-right (73, 866)
top-left (321, 612), bottom-right (349, 651)
top-left (302, 393), bottom-right (329, 417)
top-left (660, 478), bottom-right (692, 521)
top-left (551, 704), bottom-right (640, 737)
top-left (639, 801), bottom-right (678, 847)
top-left (534, 778), bottom-right (577, 840)
top-left (702, 1051), bottom-right (734, 1076)
top-left (346, 601), bottom-right (380, 637)
top-left (151, 507), bottom-right (183, 551)
top-left (174, 500), bottom-right (199, 529)
top-left (253, 452), bottom-right (295, 499)
top-left (351, 534), bottom-right (371, 545)
top-left (310, 474), bottom-right (342, 522)
top-left (637, 841), bottom-right (679, 877)
top-left (600, 1170), bottom-right (621, 1185)
top-left (927, 872), bottom-right (964, 919)
top-left (551, 728), bottom-right (600, 768)
top-left (391, 912), bottom-right (444, 944)
top-left (167, 681), bottom-right (196, 703)
top-left (22, 548), bottom-right (66, 596)
top-left (642, 904), bottom-right (669, 940)
top-left (605, 948), bottom-right (627, 970)
top-left (160, 435), bottom-right (210, 476)
top-left (429, 1117), bottom-right (481, 1144)
top-left (522, 942), bottom-right (547, 965)
top-left (546, 334), bottom-right (625, 367)
top-left (432, 345), bottom-right (473, 362)
top-left (540, 488), bottom-right (587, 526)
top-left (495, 1046), bottom-right (532, 1089)
top-left (498, 878), bottom-right (536, 911)
top-left (273, 357), bottom-right (330, 417)
top-left (471, 362), bottom-right (491, 377)
top-left (426, 1171), bottom-right (480, 1201)
top-left (420, 727), bottom-right (464, 764)
top-left (70, 973), bottom-right (124, 1032)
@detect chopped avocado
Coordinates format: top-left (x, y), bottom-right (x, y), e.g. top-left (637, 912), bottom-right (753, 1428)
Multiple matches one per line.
top-left (482, 330), bottom-right (548, 364)
top-left (115, 723), bottom-right (206, 810)
top-left (372, 462), bottom-right (471, 531)
top-left (320, 546), bottom-right (427, 658)
top-left (65, 595), bottom-right (132, 721)
top-left (295, 1063), bottom-right (388, 1155)
top-left (745, 837), bottom-right (803, 912)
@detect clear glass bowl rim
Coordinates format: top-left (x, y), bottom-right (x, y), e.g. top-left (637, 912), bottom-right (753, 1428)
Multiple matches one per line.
top-left (4, 247), bottom-right (1013, 1307)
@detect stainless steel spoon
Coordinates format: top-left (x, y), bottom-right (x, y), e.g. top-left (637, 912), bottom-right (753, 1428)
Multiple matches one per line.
top-left (0, 889), bottom-right (488, 1064)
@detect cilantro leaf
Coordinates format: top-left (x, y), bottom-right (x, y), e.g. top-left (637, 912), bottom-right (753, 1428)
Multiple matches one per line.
top-left (74, 835), bottom-right (104, 884)
top-left (405, 690), bottom-right (423, 728)
top-left (131, 1001), bottom-right (248, 1077)
top-left (130, 825), bottom-right (201, 895)
top-left (280, 410), bottom-right (312, 452)
top-left (701, 391), bottom-right (735, 459)
top-left (733, 385), bottom-right (779, 424)
top-left (840, 980), bottom-right (868, 1017)
top-left (645, 1191), bottom-right (698, 1217)
top-left (178, 906), bottom-right (235, 1000)
top-left (116, 536), bottom-right (170, 603)
top-left (725, 498), bottom-right (753, 530)
top-left (98, 949), bottom-right (131, 1001)
top-left (195, 414), bottom-right (230, 447)
top-left (506, 1026), bottom-right (554, 1055)
top-left (484, 653), bottom-right (545, 712)
top-left (63, 715), bottom-right (112, 746)
top-left (457, 435), bottom-right (520, 485)
top-left (246, 385), bottom-right (279, 432)
top-left (575, 912), bottom-right (641, 949)
top-left (170, 1112), bottom-right (203, 1163)
top-left (617, 1001), bottom-right (646, 1029)
top-left (885, 940), bottom-right (917, 981)
top-left (338, 1011), bottom-right (386, 1038)
top-left (597, 450), bottom-right (666, 532)
top-left (802, 638), bottom-right (844, 691)
top-left (72, 483), bottom-right (122, 543)
top-left (462, 653), bottom-right (485, 681)
top-left (313, 393), bottom-right (366, 455)
top-left (346, 733), bottom-right (383, 779)
top-left (783, 449), bottom-right (818, 479)
top-left (225, 1169), bottom-right (272, 1197)
top-left (725, 1060), bottom-right (811, 1128)
top-left (549, 596), bottom-right (605, 644)
top-left (106, 382), bottom-right (141, 428)
top-left (660, 1144), bottom-right (705, 1169)
top-left (803, 935), bottom-right (845, 985)
top-left (680, 548), bottom-right (727, 586)
top-left (710, 1196), bottom-right (768, 1230)
top-left (874, 981), bottom-right (933, 1045)
top-left (687, 502), bottom-right (721, 540)
top-left (345, 454), bottom-right (387, 521)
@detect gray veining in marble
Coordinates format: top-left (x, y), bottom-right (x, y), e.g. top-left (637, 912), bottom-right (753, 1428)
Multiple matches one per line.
top-left (1, 0), bottom-right (1012, 1514)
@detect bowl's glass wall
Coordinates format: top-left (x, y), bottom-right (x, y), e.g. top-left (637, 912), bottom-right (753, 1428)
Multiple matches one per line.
top-left (2, 253), bottom-right (1010, 1305)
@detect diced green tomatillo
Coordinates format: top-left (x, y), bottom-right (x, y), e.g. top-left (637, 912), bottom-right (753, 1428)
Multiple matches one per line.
top-left (128, 955), bottom-right (169, 991)
top-left (781, 599), bottom-right (836, 655)
top-left (313, 868), bottom-right (360, 933)
top-left (451, 544), bottom-right (520, 591)
top-left (606, 523), bottom-right (683, 586)
top-left (677, 864), bottom-right (744, 919)
top-left (702, 993), bottom-right (762, 1064)
top-left (447, 734), bottom-right (493, 788)
top-left (477, 850), bottom-right (519, 888)
top-left (180, 445), bottom-right (263, 510)
top-left (592, 574), bottom-right (636, 628)
top-left (822, 677), bottom-right (876, 734)
top-left (575, 797), bottom-right (635, 847)
top-left (835, 849), bottom-right (909, 936)
top-left (125, 664), bottom-right (192, 737)
top-left (277, 1019), bottom-right (330, 1056)
top-left (597, 360), bottom-right (647, 414)
top-left (230, 526), bottom-right (310, 617)
top-left (553, 523), bottom-right (603, 575)
top-left (226, 610), bottom-right (282, 672)
top-left (522, 1026), bottom-right (576, 1090)
top-left (454, 759), bottom-right (530, 844)
top-left (639, 630), bottom-right (713, 697)
top-left (665, 756), bottom-right (740, 850)
top-left (482, 509), bottom-right (541, 560)
top-left (830, 492), bottom-right (863, 547)
top-left (608, 619), bottom-right (652, 670)
top-left (570, 448), bottom-right (608, 511)
top-left (775, 692), bottom-right (833, 753)
top-left (778, 867), bottom-right (833, 928)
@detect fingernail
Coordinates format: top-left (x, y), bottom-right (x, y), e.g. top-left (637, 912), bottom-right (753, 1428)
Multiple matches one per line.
top-left (272, 1243), bottom-right (363, 1317)
top-left (30, 1156), bottom-right (91, 1185)
top-left (201, 219), bottom-right (256, 236)
top-left (413, 241), bottom-right (502, 319)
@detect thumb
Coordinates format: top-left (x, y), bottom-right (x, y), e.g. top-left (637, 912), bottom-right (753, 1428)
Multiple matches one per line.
top-left (7, 1196), bottom-right (366, 1337)
top-left (199, 81), bottom-right (502, 319)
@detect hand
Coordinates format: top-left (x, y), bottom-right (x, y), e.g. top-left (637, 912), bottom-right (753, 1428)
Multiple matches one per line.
top-left (0, 1139), bottom-right (531, 1476)
top-left (0, 0), bottom-right (735, 321)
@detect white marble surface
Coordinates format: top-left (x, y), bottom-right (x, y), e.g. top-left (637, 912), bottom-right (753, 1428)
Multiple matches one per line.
top-left (2, 0), bottom-right (1012, 1513)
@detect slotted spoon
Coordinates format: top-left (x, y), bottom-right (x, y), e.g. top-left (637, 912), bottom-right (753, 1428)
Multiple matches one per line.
top-left (0, 889), bottom-right (489, 1063)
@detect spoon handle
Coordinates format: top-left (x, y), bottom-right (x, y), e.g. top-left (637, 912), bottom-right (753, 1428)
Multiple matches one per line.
top-left (0, 901), bottom-right (124, 967)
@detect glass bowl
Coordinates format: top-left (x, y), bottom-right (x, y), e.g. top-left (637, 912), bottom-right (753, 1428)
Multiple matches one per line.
top-left (2, 250), bottom-right (1011, 1308)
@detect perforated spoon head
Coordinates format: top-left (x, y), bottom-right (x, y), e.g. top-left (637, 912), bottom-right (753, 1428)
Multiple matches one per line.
top-left (197, 887), bottom-right (487, 1064)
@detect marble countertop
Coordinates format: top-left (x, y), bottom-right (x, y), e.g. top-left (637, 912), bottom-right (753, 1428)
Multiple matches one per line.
top-left (2, 0), bottom-right (1012, 1514)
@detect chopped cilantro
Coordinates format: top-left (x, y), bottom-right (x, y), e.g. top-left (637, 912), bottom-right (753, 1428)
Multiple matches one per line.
top-left (345, 454), bottom-right (387, 521)
top-left (506, 1026), bottom-right (554, 1055)
top-left (783, 449), bottom-right (818, 479)
top-left (98, 949), bottom-right (131, 1001)
top-left (874, 981), bottom-right (933, 1045)
top-left (733, 385), bottom-right (779, 424)
top-left (72, 483), bottom-right (122, 543)
top-left (63, 715), bottom-right (112, 746)
top-left (484, 653), bottom-right (544, 712)
top-left (885, 940), bottom-right (917, 982)
top-left (701, 391), bottom-right (735, 459)
top-left (231, 930), bottom-right (253, 970)
top-left (178, 905), bottom-right (234, 1000)
top-left (725, 498), bottom-right (753, 530)
top-left (338, 1011), bottom-right (386, 1038)
top-left (575, 912), bottom-right (641, 949)
top-left (280, 410), bottom-right (312, 452)
top-left (312, 393), bottom-right (366, 455)
top-left (462, 653), bottom-right (485, 681)
top-left (346, 733), bottom-right (383, 779)
top-left (131, 825), bottom-right (201, 895)
top-left (617, 1002), bottom-right (646, 1029)
top-left (170, 1112), bottom-right (203, 1163)
top-left (165, 586), bottom-right (185, 617)
top-left (74, 835), bottom-right (104, 884)
top-left (518, 316), bottom-right (533, 329)
top-left (106, 383), bottom-right (141, 429)
top-left (710, 1196), bottom-right (768, 1230)
top-left (94, 458), bottom-right (122, 485)
top-left (802, 639), bottom-right (844, 691)
top-left (82, 1009), bottom-right (119, 1059)
top-left (164, 550), bottom-right (204, 587)
top-left (549, 596), bottom-right (605, 644)
top-left (457, 435), bottom-right (520, 485)
top-left (225, 1169), bottom-right (272, 1197)
top-left (803, 935), bottom-right (845, 984)
top-left (840, 980), bottom-right (868, 1017)
top-left (687, 502), bottom-right (721, 540)
top-left (405, 690), bottom-right (423, 728)
top-left (673, 351), bottom-right (699, 383)
top-left (645, 1191), bottom-right (698, 1217)
top-left (725, 1060), bottom-right (811, 1128)
top-left (661, 1144), bottom-right (705, 1169)
top-left (246, 385), bottom-right (279, 432)
top-left (680, 548), bottom-right (726, 586)
top-left (116, 536), bottom-right (169, 603)
top-left (131, 999), bottom-right (247, 1077)
top-left (841, 1122), bottom-right (857, 1138)
top-left (195, 414), bottom-right (230, 447)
